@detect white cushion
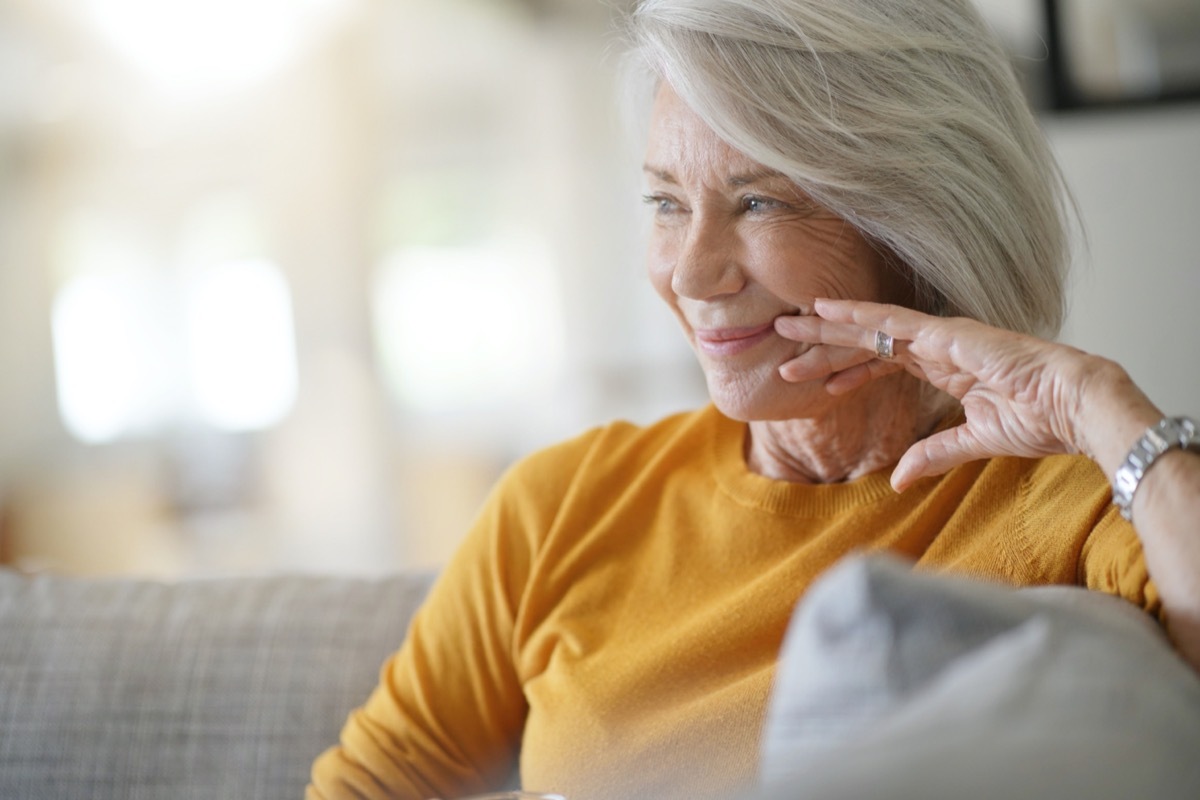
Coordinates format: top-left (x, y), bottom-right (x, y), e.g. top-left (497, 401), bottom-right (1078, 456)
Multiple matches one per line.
top-left (760, 553), bottom-right (1200, 799)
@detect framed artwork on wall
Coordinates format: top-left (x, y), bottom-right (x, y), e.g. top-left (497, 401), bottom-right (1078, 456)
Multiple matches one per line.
top-left (1045, 0), bottom-right (1200, 110)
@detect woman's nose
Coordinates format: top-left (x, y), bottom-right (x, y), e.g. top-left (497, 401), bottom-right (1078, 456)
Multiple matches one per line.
top-left (670, 217), bottom-right (744, 300)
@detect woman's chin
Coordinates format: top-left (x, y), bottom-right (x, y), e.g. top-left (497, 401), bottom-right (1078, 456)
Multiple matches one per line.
top-left (705, 370), bottom-right (833, 422)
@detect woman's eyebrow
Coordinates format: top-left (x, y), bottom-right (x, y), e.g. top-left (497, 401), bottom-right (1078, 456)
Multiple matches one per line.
top-left (728, 168), bottom-right (787, 187)
top-left (642, 165), bottom-right (676, 183)
top-left (642, 165), bottom-right (787, 187)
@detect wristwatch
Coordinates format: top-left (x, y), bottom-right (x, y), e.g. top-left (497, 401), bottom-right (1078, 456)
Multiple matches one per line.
top-left (1112, 416), bottom-right (1200, 521)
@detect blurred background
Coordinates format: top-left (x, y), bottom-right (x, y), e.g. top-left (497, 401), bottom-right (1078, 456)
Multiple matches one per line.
top-left (0, 0), bottom-right (1197, 578)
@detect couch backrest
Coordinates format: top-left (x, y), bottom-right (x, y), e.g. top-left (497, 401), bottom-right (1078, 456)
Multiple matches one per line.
top-left (0, 569), bottom-right (435, 800)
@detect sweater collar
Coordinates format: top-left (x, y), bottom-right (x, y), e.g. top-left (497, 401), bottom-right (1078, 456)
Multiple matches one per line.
top-left (705, 405), bottom-right (903, 517)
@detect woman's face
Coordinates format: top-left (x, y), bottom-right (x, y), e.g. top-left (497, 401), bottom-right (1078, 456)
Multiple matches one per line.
top-left (643, 85), bottom-right (908, 421)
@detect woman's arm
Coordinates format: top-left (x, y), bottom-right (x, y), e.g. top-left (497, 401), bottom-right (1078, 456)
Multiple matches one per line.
top-left (307, 459), bottom-right (548, 799)
top-left (1075, 367), bottom-right (1200, 669)
top-left (307, 510), bottom-right (530, 800)
top-left (774, 298), bottom-right (1200, 672)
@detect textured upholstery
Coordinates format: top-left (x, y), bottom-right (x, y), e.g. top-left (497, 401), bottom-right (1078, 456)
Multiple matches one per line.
top-left (0, 569), bottom-right (435, 800)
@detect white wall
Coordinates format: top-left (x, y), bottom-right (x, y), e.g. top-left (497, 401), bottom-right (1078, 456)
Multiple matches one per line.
top-left (1047, 103), bottom-right (1200, 413)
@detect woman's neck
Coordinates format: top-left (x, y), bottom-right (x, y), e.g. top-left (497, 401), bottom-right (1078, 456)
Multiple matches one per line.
top-left (744, 375), bottom-right (950, 484)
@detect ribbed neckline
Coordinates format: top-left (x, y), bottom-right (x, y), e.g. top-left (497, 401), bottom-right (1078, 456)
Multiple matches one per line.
top-left (706, 405), bottom-right (906, 518)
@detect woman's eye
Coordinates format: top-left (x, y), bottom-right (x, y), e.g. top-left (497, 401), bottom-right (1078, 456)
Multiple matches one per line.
top-left (742, 195), bottom-right (781, 213)
top-left (642, 194), bottom-right (682, 215)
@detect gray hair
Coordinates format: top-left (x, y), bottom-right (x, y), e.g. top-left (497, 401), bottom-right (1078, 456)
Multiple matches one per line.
top-left (623, 0), bottom-right (1076, 338)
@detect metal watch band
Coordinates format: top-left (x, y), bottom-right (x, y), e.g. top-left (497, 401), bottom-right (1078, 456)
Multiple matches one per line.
top-left (1112, 416), bottom-right (1199, 521)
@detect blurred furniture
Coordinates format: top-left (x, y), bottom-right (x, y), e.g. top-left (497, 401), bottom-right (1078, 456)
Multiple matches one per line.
top-left (0, 496), bottom-right (11, 566)
top-left (0, 568), bottom-right (434, 800)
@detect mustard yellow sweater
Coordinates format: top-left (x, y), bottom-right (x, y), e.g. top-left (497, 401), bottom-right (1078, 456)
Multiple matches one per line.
top-left (308, 405), bottom-right (1154, 800)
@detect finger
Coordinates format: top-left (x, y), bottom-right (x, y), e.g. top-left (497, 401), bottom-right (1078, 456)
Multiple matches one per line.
top-left (812, 298), bottom-right (936, 342)
top-left (892, 426), bottom-right (984, 491)
top-left (778, 344), bottom-right (877, 383)
top-left (775, 314), bottom-right (876, 352)
top-left (813, 298), bottom-right (990, 376)
top-left (779, 308), bottom-right (931, 370)
top-left (824, 359), bottom-right (908, 395)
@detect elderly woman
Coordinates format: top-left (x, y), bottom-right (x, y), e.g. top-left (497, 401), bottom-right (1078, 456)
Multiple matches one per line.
top-left (308, 1), bottom-right (1200, 798)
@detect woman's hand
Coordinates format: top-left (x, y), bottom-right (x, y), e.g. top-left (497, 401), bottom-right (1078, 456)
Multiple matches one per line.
top-left (774, 298), bottom-right (1155, 491)
top-left (776, 297), bottom-right (1200, 674)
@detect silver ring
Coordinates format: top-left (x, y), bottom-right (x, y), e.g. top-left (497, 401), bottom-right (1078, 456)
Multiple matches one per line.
top-left (874, 330), bottom-right (895, 359)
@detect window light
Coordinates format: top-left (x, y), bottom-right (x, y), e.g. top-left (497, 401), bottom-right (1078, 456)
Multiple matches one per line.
top-left (51, 255), bottom-right (298, 441)
top-left (184, 258), bottom-right (298, 432)
top-left (372, 241), bottom-right (565, 414)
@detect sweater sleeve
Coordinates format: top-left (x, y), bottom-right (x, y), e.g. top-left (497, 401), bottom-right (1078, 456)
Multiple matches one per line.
top-left (1080, 502), bottom-right (1161, 617)
top-left (1014, 455), bottom-right (1158, 616)
top-left (306, 429), bottom-right (601, 800)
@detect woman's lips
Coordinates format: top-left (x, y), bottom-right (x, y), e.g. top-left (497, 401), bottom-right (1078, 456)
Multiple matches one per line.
top-left (692, 322), bottom-right (776, 357)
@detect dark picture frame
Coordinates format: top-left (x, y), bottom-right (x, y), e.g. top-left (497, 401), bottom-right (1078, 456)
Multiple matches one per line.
top-left (1044, 0), bottom-right (1200, 111)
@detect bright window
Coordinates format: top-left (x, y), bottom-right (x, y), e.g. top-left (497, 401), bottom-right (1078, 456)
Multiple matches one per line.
top-left (185, 258), bottom-right (298, 431)
top-left (51, 271), bottom-right (175, 443)
top-left (372, 240), bottom-right (565, 414)
top-left (51, 213), bottom-right (298, 442)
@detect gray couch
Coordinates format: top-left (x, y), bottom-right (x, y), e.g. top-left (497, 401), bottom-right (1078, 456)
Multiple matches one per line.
top-left (0, 569), bottom-right (435, 800)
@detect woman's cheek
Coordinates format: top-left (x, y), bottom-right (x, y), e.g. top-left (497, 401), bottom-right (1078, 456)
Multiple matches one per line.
top-left (747, 228), bottom-right (885, 305)
top-left (646, 241), bottom-right (677, 301)
top-left (742, 235), bottom-right (818, 298)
